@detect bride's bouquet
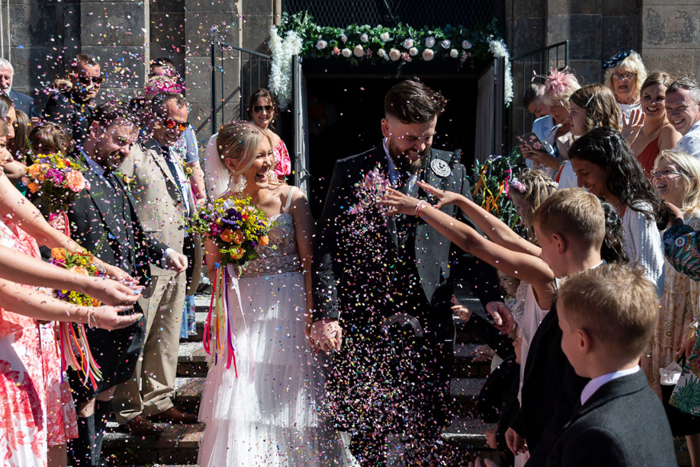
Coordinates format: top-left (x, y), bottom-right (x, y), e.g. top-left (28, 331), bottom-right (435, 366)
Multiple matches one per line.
top-left (189, 196), bottom-right (274, 374)
top-left (190, 196), bottom-right (272, 274)
top-left (49, 247), bottom-right (105, 388)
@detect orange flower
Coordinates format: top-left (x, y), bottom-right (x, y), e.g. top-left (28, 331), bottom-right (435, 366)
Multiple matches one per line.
top-left (91, 298), bottom-right (102, 307)
top-left (259, 236), bottom-right (269, 246)
top-left (27, 182), bottom-right (40, 193)
top-left (65, 170), bottom-right (86, 192)
top-left (232, 229), bottom-right (245, 244)
top-left (27, 163), bottom-right (49, 178)
top-left (230, 246), bottom-right (244, 260)
top-left (51, 248), bottom-right (67, 261)
top-left (70, 266), bottom-right (89, 276)
top-left (220, 229), bottom-right (233, 243)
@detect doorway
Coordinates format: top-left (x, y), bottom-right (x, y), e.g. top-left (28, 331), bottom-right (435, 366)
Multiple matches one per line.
top-left (301, 71), bottom-right (484, 219)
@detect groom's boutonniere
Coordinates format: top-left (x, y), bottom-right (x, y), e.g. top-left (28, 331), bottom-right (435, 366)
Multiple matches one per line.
top-left (116, 172), bottom-right (136, 191)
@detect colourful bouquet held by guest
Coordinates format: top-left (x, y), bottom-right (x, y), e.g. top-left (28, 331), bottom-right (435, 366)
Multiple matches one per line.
top-left (49, 247), bottom-right (106, 388)
top-left (189, 196), bottom-right (273, 375)
top-left (23, 153), bottom-right (88, 234)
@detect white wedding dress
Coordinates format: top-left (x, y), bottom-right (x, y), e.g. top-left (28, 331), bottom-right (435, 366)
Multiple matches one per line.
top-left (197, 187), bottom-right (353, 466)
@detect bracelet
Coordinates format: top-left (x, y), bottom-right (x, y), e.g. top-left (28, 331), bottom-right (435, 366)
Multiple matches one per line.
top-left (87, 308), bottom-right (98, 329)
top-left (415, 201), bottom-right (428, 217)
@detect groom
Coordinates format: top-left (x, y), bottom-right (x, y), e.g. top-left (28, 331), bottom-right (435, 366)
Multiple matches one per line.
top-left (311, 79), bottom-right (502, 465)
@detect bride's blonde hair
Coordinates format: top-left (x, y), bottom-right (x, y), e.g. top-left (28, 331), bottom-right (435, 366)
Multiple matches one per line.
top-left (216, 121), bottom-right (272, 176)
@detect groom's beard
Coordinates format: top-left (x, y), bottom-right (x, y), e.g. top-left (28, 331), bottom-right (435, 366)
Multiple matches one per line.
top-left (387, 138), bottom-right (430, 174)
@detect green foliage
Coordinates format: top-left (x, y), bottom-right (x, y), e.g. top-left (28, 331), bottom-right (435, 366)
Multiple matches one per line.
top-left (470, 148), bottom-right (526, 237)
top-left (277, 12), bottom-right (504, 67)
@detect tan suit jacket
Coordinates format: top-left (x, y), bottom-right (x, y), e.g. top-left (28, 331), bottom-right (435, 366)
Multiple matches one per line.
top-left (121, 138), bottom-right (192, 273)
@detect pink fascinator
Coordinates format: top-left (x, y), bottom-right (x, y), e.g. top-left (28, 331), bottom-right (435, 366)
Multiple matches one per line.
top-left (544, 67), bottom-right (577, 99)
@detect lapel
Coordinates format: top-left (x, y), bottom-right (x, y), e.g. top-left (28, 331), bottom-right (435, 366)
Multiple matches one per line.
top-left (143, 138), bottom-right (182, 203)
top-left (80, 163), bottom-right (123, 244)
top-left (551, 371), bottom-right (647, 448)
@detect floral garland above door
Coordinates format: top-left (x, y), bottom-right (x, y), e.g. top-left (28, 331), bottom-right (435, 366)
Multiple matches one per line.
top-left (269, 12), bottom-right (513, 111)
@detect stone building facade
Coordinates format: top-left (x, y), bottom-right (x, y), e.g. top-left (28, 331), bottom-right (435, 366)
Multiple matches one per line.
top-left (2, 0), bottom-right (698, 145)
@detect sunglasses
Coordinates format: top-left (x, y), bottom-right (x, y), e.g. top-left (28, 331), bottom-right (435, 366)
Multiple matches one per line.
top-left (253, 105), bottom-right (274, 113)
top-left (162, 118), bottom-right (188, 132)
top-left (76, 75), bottom-right (104, 85)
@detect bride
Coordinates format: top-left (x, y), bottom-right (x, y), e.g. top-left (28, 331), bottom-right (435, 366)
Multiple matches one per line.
top-left (198, 121), bottom-right (352, 466)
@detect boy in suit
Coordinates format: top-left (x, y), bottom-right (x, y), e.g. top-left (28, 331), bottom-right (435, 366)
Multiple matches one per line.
top-left (546, 263), bottom-right (676, 466)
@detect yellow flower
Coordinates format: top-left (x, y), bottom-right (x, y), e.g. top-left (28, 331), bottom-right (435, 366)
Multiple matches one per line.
top-left (230, 245), bottom-right (244, 260)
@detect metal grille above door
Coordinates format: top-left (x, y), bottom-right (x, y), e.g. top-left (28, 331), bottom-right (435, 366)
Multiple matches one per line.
top-left (282, 0), bottom-right (503, 29)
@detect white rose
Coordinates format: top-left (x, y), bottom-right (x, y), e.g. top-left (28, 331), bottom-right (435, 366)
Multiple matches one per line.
top-left (380, 32), bottom-right (391, 42)
top-left (341, 48), bottom-right (352, 58)
top-left (422, 48), bottom-right (434, 61)
top-left (353, 45), bottom-right (364, 57)
top-left (425, 37), bottom-right (436, 48)
top-left (360, 33), bottom-right (369, 43)
top-left (441, 39), bottom-right (451, 49)
top-left (408, 47), bottom-right (418, 56)
top-left (402, 38), bottom-right (414, 49)
top-left (316, 40), bottom-right (327, 50)
top-left (389, 48), bottom-right (401, 61)
top-left (462, 40), bottom-right (472, 49)
top-left (450, 48), bottom-right (459, 58)
top-left (378, 48), bottom-right (388, 59)
top-left (340, 34), bottom-right (348, 43)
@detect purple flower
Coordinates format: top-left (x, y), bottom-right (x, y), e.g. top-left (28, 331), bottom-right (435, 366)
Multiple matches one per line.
top-left (250, 241), bottom-right (258, 249)
top-left (46, 168), bottom-right (64, 184)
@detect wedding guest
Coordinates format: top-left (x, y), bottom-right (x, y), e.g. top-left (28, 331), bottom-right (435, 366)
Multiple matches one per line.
top-left (569, 127), bottom-right (665, 293)
top-left (520, 68), bottom-right (580, 179)
top-left (0, 151), bottom-right (144, 467)
top-left (141, 74), bottom-right (206, 339)
top-left (0, 57), bottom-right (37, 118)
top-left (666, 77), bottom-right (700, 157)
top-left (622, 72), bottom-right (682, 174)
top-left (603, 49), bottom-right (647, 120)
top-left (545, 264), bottom-right (676, 467)
top-left (45, 102), bottom-right (187, 465)
top-left (113, 93), bottom-right (195, 436)
top-left (28, 121), bottom-right (74, 157)
top-left (642, 150), bottom-right (700, 464)
top-left (247, 88), bottom-right (291, 183)
top-left (559, 84), bottom-right (621, 188)
top-left (43, 54), bottom-right (103, 146)
top-left (523, 83), bottom-right (553, 171)
top-left (312, 79), bottom-right (502, 465)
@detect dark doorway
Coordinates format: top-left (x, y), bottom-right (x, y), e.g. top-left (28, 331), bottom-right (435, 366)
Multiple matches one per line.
top-left (302, 72), bottom-right (482, 219)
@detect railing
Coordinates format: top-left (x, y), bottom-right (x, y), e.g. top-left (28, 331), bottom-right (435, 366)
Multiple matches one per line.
top-left (210, 41), bottom-right (272, 135)
top-left (511, 41), bottom-right (569, 138)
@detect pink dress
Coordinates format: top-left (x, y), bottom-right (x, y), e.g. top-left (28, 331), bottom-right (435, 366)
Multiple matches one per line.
top-left (0, 216), bottom-right (77, 466)
top-left (273, 139), bottom-right (291, 178)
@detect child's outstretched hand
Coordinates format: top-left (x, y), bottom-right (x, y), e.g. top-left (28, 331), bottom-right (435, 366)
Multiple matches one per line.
top-left (486, 300), bottom-right (516, 334)
top-left (381, 187), bottom-right (421, 216)
top-left (417, 180), bottom-right (461, 209)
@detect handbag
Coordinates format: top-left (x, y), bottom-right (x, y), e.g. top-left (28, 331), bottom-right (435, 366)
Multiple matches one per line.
top-left (661, 356), bottom-right (700, 436)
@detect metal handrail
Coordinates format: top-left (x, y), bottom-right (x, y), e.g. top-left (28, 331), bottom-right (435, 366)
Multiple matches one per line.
top-left (210, 41), bottom-right (271, 136)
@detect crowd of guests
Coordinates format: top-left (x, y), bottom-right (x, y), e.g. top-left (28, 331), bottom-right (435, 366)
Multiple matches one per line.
top-left (2, 44), bottom-right (700, 467)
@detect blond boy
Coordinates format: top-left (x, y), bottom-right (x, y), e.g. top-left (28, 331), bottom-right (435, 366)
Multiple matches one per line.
top-left (546, 264), bottom-right (675, 466)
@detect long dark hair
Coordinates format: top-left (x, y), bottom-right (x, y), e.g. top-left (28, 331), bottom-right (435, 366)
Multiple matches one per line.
top-left (600, 199), bottom-right (629, 264)
top-left (568, 127), bottom-right (665, 223)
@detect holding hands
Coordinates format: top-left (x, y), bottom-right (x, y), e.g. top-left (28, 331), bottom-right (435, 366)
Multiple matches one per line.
top-left (307, 318), bottom-right (343, 354)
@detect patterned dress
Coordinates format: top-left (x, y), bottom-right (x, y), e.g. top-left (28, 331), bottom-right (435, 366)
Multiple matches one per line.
top-left (0, 216), bottom-right (77, 466)
top-left (643, 213), bottom-right (700, 396)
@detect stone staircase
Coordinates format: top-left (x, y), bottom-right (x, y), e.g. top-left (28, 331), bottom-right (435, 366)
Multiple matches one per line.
top-left (99, 293), bottom-right (693, 466)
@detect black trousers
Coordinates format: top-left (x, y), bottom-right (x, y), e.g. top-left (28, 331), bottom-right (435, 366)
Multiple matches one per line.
top-left (326, 304), bottom-right (454, 465)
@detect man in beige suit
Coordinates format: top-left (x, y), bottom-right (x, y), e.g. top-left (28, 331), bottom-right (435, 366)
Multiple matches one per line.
top-left (113, 93), bottom-right (196, 434)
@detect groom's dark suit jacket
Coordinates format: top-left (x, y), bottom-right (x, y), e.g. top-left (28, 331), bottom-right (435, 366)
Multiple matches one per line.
top-left (544, 370), bottom-right (676, 467)
top-left (42, 151), bottom-right (169, 402)
top-left (313, 144), bottom-right (502, 325)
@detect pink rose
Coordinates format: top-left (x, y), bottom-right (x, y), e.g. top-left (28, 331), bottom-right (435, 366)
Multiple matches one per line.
top-left (66, 170), bottom-right (86, 192)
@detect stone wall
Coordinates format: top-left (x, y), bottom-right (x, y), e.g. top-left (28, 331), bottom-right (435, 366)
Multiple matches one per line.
top-left (641, 1), bottom-right (700, 80)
